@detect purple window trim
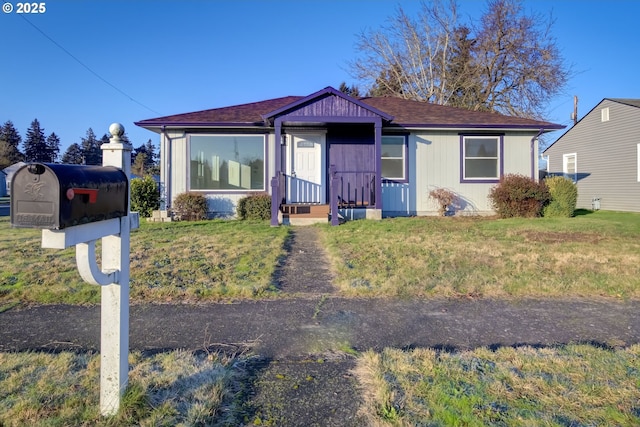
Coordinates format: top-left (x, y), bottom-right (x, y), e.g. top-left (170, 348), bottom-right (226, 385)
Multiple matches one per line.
top-left (459, 134), bottom-right (504, 184)
top-left (381, 134), bottom-right (410, 184)
top-left (187, 132), bottom-right (269, 193)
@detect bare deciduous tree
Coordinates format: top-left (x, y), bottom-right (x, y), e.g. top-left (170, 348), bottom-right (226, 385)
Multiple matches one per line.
top-left (351, 0), bottom-right (569, 120)
top-left (473, 0), bottom-right (568, 118)
top-left (352, 0), bottom-right (458, 104)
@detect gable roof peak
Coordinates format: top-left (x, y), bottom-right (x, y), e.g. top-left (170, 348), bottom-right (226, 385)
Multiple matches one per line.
top-left (261, 86), bottom-right (394, 123)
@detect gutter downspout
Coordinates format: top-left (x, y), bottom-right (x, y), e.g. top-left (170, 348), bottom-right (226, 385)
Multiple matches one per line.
top-left (531, 128), bottom-right (544, 180)
top-left (161, 126), bottom-right (172, 210)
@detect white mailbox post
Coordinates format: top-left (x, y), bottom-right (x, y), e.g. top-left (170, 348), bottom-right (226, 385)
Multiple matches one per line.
top-left (40, 123), bottom-right (139, 416)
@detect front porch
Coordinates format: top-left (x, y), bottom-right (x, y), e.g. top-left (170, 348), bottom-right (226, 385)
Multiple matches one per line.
top-left (265, 87), bottom-right (393, 226)
top-left (278, 165), bottom-right (378, 225)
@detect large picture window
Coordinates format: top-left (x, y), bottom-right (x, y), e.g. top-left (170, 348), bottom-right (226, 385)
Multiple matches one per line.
top-left (381, 135), bottom-right (406, 180)
top-left (190, 135), bottom-right (265, 191)
top-left (461, 135), bottom-right (502, 181)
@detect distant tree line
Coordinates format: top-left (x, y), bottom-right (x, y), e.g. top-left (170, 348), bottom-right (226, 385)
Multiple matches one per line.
top-left (0, 119), bottom-right (159, 175)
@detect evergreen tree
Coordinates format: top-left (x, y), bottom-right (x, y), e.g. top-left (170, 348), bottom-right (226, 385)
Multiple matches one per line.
top-left (0, 120), bottom-right (23, 169)
top-left (132, 151), bottom-right (147, 176)
top-left (338, 82), bottom-right (361, 97)
top-left (23, 119), bottom-right (49, 162)
top-left (131, 140), bottom-right (159, 175)
top-left (61, 143), bottom-right (84, 164)
top-left (46, 132), bottom-right (61, 163)
top-left (80, 128), bottom-right (101, 165)
top-left (145, 139), bottom-right (160, 175)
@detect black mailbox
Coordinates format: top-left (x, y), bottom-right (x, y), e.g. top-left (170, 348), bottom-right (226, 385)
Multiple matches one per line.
top-left (11, 163), bottom-right (128, 229)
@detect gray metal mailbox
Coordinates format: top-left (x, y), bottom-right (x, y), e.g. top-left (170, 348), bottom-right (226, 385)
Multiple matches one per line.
top-left (11, 163), bottom-right (128, 229)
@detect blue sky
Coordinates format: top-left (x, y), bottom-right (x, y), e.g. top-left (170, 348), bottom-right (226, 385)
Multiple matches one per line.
top-left (1, 0), bottom-right (639, 155)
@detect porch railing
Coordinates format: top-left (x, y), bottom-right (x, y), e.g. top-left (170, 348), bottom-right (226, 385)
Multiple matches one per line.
top-left (329, 165), bottom-right (376, 226)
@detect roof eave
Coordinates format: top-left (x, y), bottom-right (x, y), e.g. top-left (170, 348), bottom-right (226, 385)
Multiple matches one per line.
top-left (394, 123), bottom-right (565, 131)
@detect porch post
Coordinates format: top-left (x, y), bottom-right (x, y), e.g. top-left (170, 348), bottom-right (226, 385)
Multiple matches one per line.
top-left (330, 165), bottom-right (340, 226)
top-left (374, 119), bottom-right (383, 211)
top-left (270, 119), bottom-right (282, 226)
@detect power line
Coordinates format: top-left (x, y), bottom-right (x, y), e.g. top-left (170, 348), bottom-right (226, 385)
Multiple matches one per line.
top-left (19, 14), bottom-right (162, 116)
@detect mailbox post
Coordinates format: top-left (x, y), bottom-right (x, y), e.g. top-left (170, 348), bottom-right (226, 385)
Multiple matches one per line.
top-left (13, 123), bottom-right (138, 416)
top-left (96, 122), bottom-right (134, 416)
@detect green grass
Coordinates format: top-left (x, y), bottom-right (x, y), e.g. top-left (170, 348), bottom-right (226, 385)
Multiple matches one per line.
top-left (0, 218), bottom-right (289, 306)
top-left (2, 210), bottom-right (640, 306)
top-left (320, 210), bottom-right (640, 299)
top-left (356, 344), bottom-right (640, 426)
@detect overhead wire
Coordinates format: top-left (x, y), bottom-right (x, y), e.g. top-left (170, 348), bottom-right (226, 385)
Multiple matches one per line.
top-left (18, 14), bottom-right (162, 116)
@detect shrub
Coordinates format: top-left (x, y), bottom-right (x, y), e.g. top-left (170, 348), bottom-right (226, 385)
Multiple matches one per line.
top-left (172, 192), bottom-right (208, 221)
top-left (130, 176), bottom-right (160, 218)
top-left (543, 175), bottom-right (578, 217)
top-left (429, 188), bottom-right (456, 216)
top-left (236, 193), bottom-right (271, 220)
top-left (489, 174), bottom-right (550, 218)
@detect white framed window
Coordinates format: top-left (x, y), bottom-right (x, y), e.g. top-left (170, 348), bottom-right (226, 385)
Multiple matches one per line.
top-left (563, 153), bottom-right (577, 182)
top-left (637, 144), bottom-right (640, 182)
top-left (461, 135), bottom-right (502, 182)
top-left (601, 107), bottom-right (610, 122)
top-left (189, 134), bottom-right (265, 191)
top-left (381, 135), bottom-right (406, 180)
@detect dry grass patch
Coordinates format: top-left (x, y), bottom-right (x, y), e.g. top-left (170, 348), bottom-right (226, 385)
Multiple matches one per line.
top-left (356, 344), bottom-right (640, 426)
top-left (320, 212), bottom-right (640, 299)
top-left (0, 350), bottom-right (247, 426)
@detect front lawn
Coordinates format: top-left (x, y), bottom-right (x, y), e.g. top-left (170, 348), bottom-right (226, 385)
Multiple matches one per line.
top-left (1, 210), bottom-right (639, 307)
top-left (320, 210), bottom-right (640, 299)
top-left (0, 218), bottom-right (289, 307)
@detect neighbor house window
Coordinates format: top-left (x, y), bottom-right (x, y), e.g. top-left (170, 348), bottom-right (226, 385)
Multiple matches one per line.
top-left (563, 153), bottom-right (577, 182)
top-left (461, 135), bottom-right (502, 182)
top-left (381, 135), bottom-right (406, 180)
top-left (190, 134), bottom-right (265, 191)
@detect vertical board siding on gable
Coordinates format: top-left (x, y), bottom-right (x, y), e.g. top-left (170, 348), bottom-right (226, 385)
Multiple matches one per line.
top-left (293, 95), bottom-right (380, 118)
top-left (546, 100), bottom-right (640, 212)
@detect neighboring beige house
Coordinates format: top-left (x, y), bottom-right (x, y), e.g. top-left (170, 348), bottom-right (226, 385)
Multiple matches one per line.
top-left (543, 98), bottom-right (640, 212)
top-left (136, 86), bottom-right (563, 225)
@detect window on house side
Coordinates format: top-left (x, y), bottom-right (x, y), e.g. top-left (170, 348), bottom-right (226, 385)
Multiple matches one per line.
top-left (563, 153), bottom-right (577, 182)
top-left (637, 144), bottom-right (640, 182)
top-left (601, 107), bottom-right (610, 122)
top-left (189, 135), bottom-right (265, 191)
top-left (462, 136), bottom-right (501, 181)
top-left (381, 136), bottom-right (406, 180)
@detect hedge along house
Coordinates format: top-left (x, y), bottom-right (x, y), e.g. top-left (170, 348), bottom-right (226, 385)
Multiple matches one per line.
top-left (135, 86), bottom-right (563, 225)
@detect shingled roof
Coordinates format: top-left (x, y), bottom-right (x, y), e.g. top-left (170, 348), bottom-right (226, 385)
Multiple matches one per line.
top-left (135, 90), bottom-right (562, 131)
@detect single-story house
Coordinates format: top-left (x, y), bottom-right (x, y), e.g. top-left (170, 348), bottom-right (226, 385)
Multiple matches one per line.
top-left (543, 98), bottom-right (640, 212)
top-left (0, 170), bottom-right (6, 197)
top-left (135, 86), bottom-right (563, 225)
top-left (2, 162), bottom-right (26, 197)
